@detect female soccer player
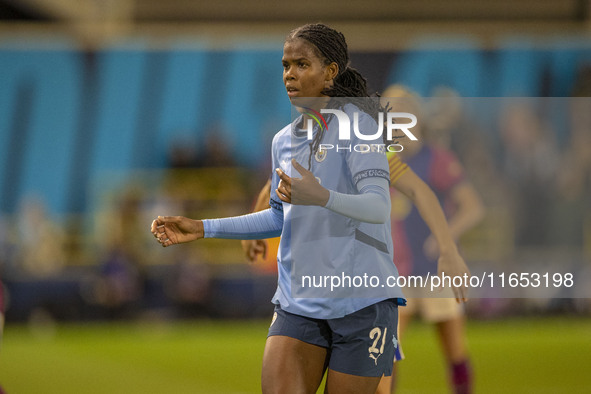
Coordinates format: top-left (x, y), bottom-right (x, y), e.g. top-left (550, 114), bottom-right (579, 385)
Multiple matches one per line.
top-left (376, 86), bottom-right (484, 394)
top-left (151, 24), bottom-right (469, 394)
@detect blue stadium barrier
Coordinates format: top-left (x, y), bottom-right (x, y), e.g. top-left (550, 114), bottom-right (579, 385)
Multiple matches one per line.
top-left (0, 47), bottom-right (83, 215)
top-left (0, 36), bottom-right (590, 217)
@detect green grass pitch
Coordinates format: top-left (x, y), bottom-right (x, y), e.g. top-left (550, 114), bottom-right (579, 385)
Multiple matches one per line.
top-left (1, 316), bottom-right (590, 393)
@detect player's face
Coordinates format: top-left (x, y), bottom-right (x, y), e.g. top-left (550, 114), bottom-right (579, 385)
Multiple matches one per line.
top-left (282, 39), bottom-right (336, 103)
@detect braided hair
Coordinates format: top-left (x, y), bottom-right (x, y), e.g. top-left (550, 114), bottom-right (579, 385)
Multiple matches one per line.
top-left (286, 23), bottom-right (384, 168)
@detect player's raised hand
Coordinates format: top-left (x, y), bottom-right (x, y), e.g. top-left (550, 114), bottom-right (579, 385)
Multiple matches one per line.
top-left (150, 215), bottom-right (204, 247)
top-left (275, 159), bottom-right (329, 206)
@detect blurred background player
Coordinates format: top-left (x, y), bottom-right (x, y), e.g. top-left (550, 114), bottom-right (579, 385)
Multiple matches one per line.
top-left (376, 85), bottom-right (485, 394)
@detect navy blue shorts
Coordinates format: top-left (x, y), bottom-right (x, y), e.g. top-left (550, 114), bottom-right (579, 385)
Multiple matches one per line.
top-left (267, 299), bottom-right (399, 377)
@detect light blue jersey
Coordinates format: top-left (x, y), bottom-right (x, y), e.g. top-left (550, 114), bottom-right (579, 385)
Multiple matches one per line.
top-left (269, 102), bottom-right (405, 319)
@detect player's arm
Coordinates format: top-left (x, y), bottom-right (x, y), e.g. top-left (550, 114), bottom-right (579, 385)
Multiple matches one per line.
top-left (253, 179), bottom-right (272, 211)
top-left (151, 205), bottom-right (283, 248)
top-left (275, 159), bottom-right (390, 224)
top-left (241, 179), bottom-right (272, 263)
top-left (392, 168), bottom-right (470, 302)
top-left (151, 215), bottom-right (204, 246)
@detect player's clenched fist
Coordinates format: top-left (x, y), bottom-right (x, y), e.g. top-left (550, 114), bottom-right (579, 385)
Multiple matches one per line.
top-left (150, 215), bottom-right (204, 247)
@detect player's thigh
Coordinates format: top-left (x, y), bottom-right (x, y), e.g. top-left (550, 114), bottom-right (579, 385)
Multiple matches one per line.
top-left (325, 369), bottom-right (381, 394)
top-left (262, 335), bottom-right (328, 394)
top-left (375, 374), bottom-right (392, 394)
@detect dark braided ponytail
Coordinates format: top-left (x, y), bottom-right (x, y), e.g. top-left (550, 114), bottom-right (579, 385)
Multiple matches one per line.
top-left (286, 23), bottom-right (385, 168)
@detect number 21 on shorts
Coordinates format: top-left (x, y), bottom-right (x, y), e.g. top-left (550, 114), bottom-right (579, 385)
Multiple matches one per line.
top-left (368, 326), bottom-right (392, 365)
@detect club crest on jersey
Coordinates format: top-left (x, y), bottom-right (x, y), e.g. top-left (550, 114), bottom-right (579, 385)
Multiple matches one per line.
top-left (315, 148), bottom-right (327, 162)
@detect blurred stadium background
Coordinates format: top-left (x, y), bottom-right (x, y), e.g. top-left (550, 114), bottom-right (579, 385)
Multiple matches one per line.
top-left (0, 1), bottom-right (590, 393)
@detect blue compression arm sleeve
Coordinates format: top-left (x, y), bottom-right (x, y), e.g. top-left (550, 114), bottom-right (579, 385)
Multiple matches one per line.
top-left (324, 177), bottom-right (390, 224)
top-left (203, 178), bottom-right (388, 238)
top-left (202, 208), bottom-right (283, 239)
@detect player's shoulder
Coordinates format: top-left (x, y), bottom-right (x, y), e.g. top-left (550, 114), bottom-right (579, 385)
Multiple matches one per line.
top-left (272, 123), bottom-right (293, 145)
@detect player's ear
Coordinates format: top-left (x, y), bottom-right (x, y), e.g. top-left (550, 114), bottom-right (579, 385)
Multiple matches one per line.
top-left (325, 62), bottom-right (338, 82)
